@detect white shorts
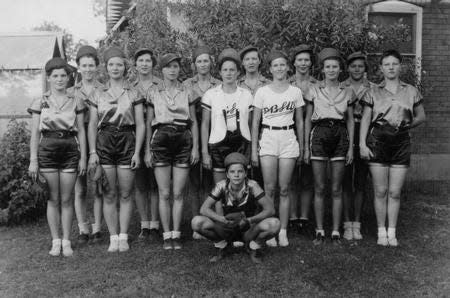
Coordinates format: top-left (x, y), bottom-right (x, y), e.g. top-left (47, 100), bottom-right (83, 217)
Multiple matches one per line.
top-left (259, 129), bottom-right (299, 159)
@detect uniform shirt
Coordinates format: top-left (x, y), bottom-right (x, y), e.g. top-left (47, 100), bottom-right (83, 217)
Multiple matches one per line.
top-left (238, 74), bottom-right (271, 96)
top-left (201, 85), bottom-right (253, 143)
top-left (306, 81), bottom-right (356, 122)
top-left (130, 76), bottom-right (163, 98)
top-left (209, 178), bottom-right (265, 217)
top-left (68, 80), bottom-right (104, 124)
top-left (182, 74), bottom-right (221, 103)
top-left (360, 80), bottom-right (423, 129)
top-left (88, 81), bottom-right (145, 128)
top-left (288, 75), bottom-right (317, 101)
top-left (28, 91), bottom-right (87, 132)
top-left (253, 85), bottom-right (304, 127)
top-left (146, 81), bottom-right (198, 127)
top-left (342, 78), bottom-right (375, 122)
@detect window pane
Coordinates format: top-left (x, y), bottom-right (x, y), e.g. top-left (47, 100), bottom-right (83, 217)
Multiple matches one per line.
top-left (369, 13), bottom-right (414, 53)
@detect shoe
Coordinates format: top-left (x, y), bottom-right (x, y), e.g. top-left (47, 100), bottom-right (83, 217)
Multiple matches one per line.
top-left (62, 240), bottom-right (73, 257)
top-left (107, 238), bottom-right (119, 252)
top-left (233, 241), bottom-right (244, 248)
top-left (343, 222), bottom-right (353, 241)
top-left (313, 233), bottom-right (325, 246)
top-left (192, 231), bottom-right (206, 240)
top-left (150, 228), bottom-right (160, 239)
top-left (163, 239), bottom-right (173, 250)
top-left (119, 239), bottom-right (129, 252)
top-left (278, 233), bottom-right (289, 247)
top-left (49, 239), bottom-right (61, 256)
top-left (288, 219), bottom-right (299, 230)
top-left (77, 233), bottom-right (89, 245)
top-left (138, 228), bottom-right (151, 239)
top-left (172, 238), bottom-right (182, 250)
top-left (209, 248), bottom-right (227, 263)
top-left (377, 236), bottom-right (388, 246)
top-left (387, 237), bottom-right (398, 247)
top-left (91, 232), bottom-right (102, 244)
top-left (265, 237), bottom-right (278, 247)
top-left (331, 234), bottom-right (342, 246)
top-left (248, 249), bottom-right (263, 264)
top-left (352, 222), bottom-right (363, 240)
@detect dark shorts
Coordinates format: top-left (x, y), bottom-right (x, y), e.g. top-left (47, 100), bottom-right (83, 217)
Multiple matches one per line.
top-left (97, 127), bottom-right (135, 167)
top-left (209, 130), bottom-right (250, 172)
top-left (310, 119), bottom-right (349, 161)
top-left (366, 125), bottom-right (411, 168)
top-left (300, 162), bottom-right (314, 190)
top-left (344, 123), bottom-right (369, 191)
top-left (151, 124), bottom-right (192, 167)
top-left (135, 155), bottom-right (158, 192)
top-left (38, 134), bottom-right (80, 171)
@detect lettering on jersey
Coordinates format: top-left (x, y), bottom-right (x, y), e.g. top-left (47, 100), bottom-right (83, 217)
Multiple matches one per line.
top-left (263, 101), bottom-right (295, 118)
top-left (41, 101), bottom-right (50, 109)
top-left (225, 102), bottom-right (237, 119)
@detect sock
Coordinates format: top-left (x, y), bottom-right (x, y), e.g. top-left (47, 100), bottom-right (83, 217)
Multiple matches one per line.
top-left (171, 231), bottom-right (181, 239)
top-left (378, 227), bottom-right (387, 237)
top-left (52, 238), bottom-right (61, 245)
top-left (141, 221), bottom-right (151, 229)
top-left (299, 217), bottom-right (308, 221)
top-left (62, 239), bottom-right (71, 246)
top-left (150, 221), bottom-right (160, 230)
top-left (387, 227), bottom-right (396, 239)
top-left (279, 229), bottom-right (287, 236)
top-left (118, 233), bottom-right (128, 241)
top-left (331, 230), bottom-right (340, 237)
top-left (316, 229), bottom-right (325, 236)
top-left (163, 232), bottom-right (172, 240)
top-left (249, 241), bottom-right (261, 250)
top-left (78, 222), bottom-right (89, 234)
top-left (289, 217), bottom-right (299, 221)
top-left (110, 234), bottom-right (119, 241)
top-left (214, 240), bottom-right (227, 249)
top-left (92, 223), bottom-right (101, 234)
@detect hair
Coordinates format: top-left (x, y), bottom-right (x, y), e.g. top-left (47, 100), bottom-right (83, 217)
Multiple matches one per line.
top-left (320, 57), bottom-right (344, 71)
top-left (106, 56), bottom-right (128, 77)
top-left (219, 58), bottom-right (239, 71)
top-left (293, 51), bottom-right (315, 69)
top-left (76, 54), bottom-right (99, 66)
top-left (225, 162), bottom-right (247, 172)
top-left (347, 57), bottom-right (368, 72)
top-left (241, 50), bottom-right (261, 73)
top-left (380, 49), bottom-right (403, 65)
top-left (46, 66), bottom-right (70, 77)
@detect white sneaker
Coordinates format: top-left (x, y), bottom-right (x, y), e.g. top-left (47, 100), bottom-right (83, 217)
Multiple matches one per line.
top-left (266, 237), bottom-right (278, 247)
top-left (352, 222), bottom-right (363, 240)
top-left (388, 237), bottom-right (398, 247)
top-left (49, 239), bottom-right (61, 256)
top-left (343, 222), bottom-right (353, 240)
top-left (377, 236), bottom-right (388, 246)
top-left (233, 241), bottom-right (244, 248)
top-left (119, 239), bottom-right (129, 252)
top-left (278, 233), bottom-right (289, 247)
top-left (62, 240), bottom-right (73, 257)
top-left (192, 231), bottom-right (206, 240)
top-left (108, 236), bottom-right (119, 252)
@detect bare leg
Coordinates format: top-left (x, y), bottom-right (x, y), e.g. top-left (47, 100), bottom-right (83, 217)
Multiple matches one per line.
top-left (154, 166), bottom-right (172, 233)
top-left (172, 167), bottom-right (190, 232)
top-left (330, 161), bottom-right (345, 232)
top-left (369, 165), bottom-right (389, 229)
top-left (41, 171), bottom-right (60, 239)
top-left (117, 168), bottom-right (135, 234)
top-left (74, 175), bottom-right (88, 234)
top-left (102, 166), bottom-right (118, 235)
top-left (311, 160), bottom-right (328, 231)
top-left (59, 171), bottom-right (77, 240)
top-left (387, 167), bottom-right (408, 229)
top-left (278, 158), bottom-right (296, 230)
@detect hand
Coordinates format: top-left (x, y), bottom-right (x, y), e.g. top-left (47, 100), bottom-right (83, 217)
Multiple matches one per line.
top-left (359, 144), bottom-right (373, 161)
top-left (298, 148), bottom-right (304, 164)
top-left (78, 159), bottom-right (86, 176)
top-left (191, 149), bottom-right (199, 166)
top-left (303, 148), bottom-right (311, 165)
top-left (202, 152), bottom-right (212, 170)
top-left (144, 150), bottom-right (153, 168)
top-left (238, 218), bottom-right (251, 231)
top-left (28, 160), bottom-right (39, 182)
top-left (345, 148), bottom-right (354, 166)
top-left (88, 153), bottom-right (99, 172)
top-left (251, 152), bottom-right (259, 168)
top-left (225, 212), bottom-right (245, 229)
top-left (130, 153), bottom-right (140, 170)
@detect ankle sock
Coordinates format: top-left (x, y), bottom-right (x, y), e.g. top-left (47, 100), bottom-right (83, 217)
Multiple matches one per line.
top-left (378, 227), bottom-right (387, 237)
top-left (110, 234), bottom-right (119, 241)
top-left (141, 221), bottom-right (151, 229)
top-left (214, 240), bottom-right (227, 249)
top-left (119, 233), bottom-right (128, 241)
top-left (249, 241), bottom-right (261, 250)
top-left (78, 222), bottom-right (90, 234)
top-left (163, 232), bottom-right (172, 240)
top-left (331, 230), bottom-right (340, 237)
top-left (92, 223), bottom-right (101, 234)
top-left (171, 231), bottom-right (181, 239)
top-left (316, 229), bottom-right (325, 236)
top-left (387, 227), bottom-right (396, 239)
top-left (279, 229), bottom-right (287, 236)
top-left (150, 221), bottom-right (160, 230)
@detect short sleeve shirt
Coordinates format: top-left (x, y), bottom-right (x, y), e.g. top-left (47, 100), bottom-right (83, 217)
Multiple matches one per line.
top-left (68, 80), bottom-right (104, 124)
top-left (253, 85), bottom-right (305, 127)
top-left (27, 91), bottom-right (87, 132)
top-left (360, 80), bottom-right (423, 129)
top-left (209, 178), bottom-right (265, 217)
top-left (131, 76), bottom-right (163, 97)
top-left (342, 78), bottom-right (375, 120)
top-left (238, 74), bottom-right (271, 96)
top-left (288, 75), bottom-right (318, 102)
top-left (307, 81), bottom-right (357, 122)
top-left (88, 81), bottom-right (145, 128)
top-left (146, 82), bottom-right (198, 127)
top-left (182, 74), bottom-right (221, 103)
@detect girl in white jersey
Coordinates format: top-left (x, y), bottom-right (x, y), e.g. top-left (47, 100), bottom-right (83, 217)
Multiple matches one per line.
top-left (251, 50), bottom-right (305, 247)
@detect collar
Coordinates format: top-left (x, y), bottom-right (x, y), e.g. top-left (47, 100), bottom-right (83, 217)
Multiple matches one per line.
top-left (74, 79), bottom-right (103, 90)
top-left (43, 90), bottom-right (74, 99)
top-left (131, 76), bottom-right (162, 87)
top-left (238, 73), bottom-right (268, 83)
top-left (157, 81), bottom-right (185, 92)
top-left (378, 80), bottom-right (408, 88)
top-left (225, 179), bottom-right (249, 206)
top-left (190, 74), bottom-right (220, 85)
top-left (102, 80), bottom-right (132, 91)
top-left (343, 77), bottom-right (371, 88)
top-left (289, 75), bottom-right (317, 84)
top-left (318, 80), bottom-right (346, 89)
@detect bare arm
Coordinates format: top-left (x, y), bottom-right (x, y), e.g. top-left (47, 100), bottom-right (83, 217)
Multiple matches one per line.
top-left (304, 103), bottom-right (313, 164)
top-left (295, 107), bottom-right (304, 162)
top-left (131, 103), bottom-right (145, 169)
top-left (359, 105), bottom-right (374, 160)
top-left (28, 113), bottom-right (40, 181)
top-left (76, 113), bottom-right (87, 175)
top-left (409, 104), bottom-right (426, 129)
top-left (251, 107), bottom-right (262, 167)
top-left (144, 106), bottom-right (155, 168)
top-left (189, 104), bottom-right (200, 165)
top-left (201, 108), bottom-right (212, 169)
top-left (345, 106), bottom-right (355, 165)
top-left (248, 195), bottom-right (275, 224)
top-left (87, 105), bottom-right (99, 171)
top-left (200, 196), bottom-right (228, 224)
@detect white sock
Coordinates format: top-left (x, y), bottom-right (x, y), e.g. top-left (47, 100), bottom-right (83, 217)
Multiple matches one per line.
top-left (150, 221), bottom-right (160, 229)
top-left (52, 238), bottom-right (62, 245)
top-left (92, 223), bottom-right (101, 234)
top-left (214, 240), bottom-right (227, 249)
top-left (118, 233), bottom-right (128, 241)
top-left (141, 221), bottom-right (151, 229)
top-left (378, 227), bottom-right (387, 237)
top-left (110, 234), bottom-right (119, 241)
top-left (249, 241), bottom-right (261, 250)
top-left (316, 229), bottom-right (325, 236)
top-left (331, 230), bottom-right (340, 237)
top-left (78, 222), bottom-right (89, 234)
top-left (62, 239), bottom-right (71, 246)
top-left (163, 232), bottom-right (172, 240)
top-left (171, 231), bottom-right (181, 239)
top-left (387, 227), bottom-right (396, 239)
top-left (279, 229), bottom-right (287, 236)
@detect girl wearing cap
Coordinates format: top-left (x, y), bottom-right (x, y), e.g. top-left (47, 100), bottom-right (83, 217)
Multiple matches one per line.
top-left (238, 46), bottom-right (271, 96)
top-left (144, 53), bottom-right (199, 250)
top-left (341, 52), bottom-right (375, 241)
top-left (288, 44), bottom-right (317, 236)
top-left (251, 50), bottom-right (305, 247)
top-left (359, 50), bottom-right (425, 247)
top-left (87, 47), bottom-right (145, 253)
top-left (304, 48), bottom-right (355, 245)
top-left (183, 46), bottom-right (221, 239)
top-left (70, 45), bottom-right (104, 245)
top-left (28, 57), bottom-right (87, 257)
top-left (132, 48), bottom-right (163, 239)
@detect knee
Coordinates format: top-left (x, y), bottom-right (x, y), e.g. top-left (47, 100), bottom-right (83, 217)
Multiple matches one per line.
top-left (279, 185), bottom-right (289, 198)
top-left (374, 187), bottom-right (388, 199)
top-left (331, 184), bottom-right (343, 199)
top-left (262, 218), bottom-right (280, 234)
top-left (314, 183), bottom-right (327, 197)
top-left (120, 189), bottom-right (133, 201)
top-left (158, 189), bottom-right (171, 201)
top-left (103, 191), bottom-right (117, 204)
top-left (388, 189), bottom-right (402, 201)
top-left (264, 185), bottom-right (277, 198)
top-left (191, 216), bottom-right (205, 231)
top-left (47, 198), bottom-right (59, 208)
top-left (173, 192), bottom-right (184, 201)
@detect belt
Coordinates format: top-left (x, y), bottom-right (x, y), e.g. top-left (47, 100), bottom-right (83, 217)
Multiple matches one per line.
top-left (313, 119), bottom-right (345, 127)
top-left (100, 124), bottom-right (135, 132)
top-left (373, 123), bottom-right (408, 134)
top-left (42, 130), bottom-right (77, 138)
top-left (262, 124), bottom-right (295, 130)
top-left (156, 123), bottom-right (188, 131)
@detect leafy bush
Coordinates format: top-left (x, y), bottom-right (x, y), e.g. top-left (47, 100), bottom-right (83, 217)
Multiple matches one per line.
top-left (0, 119), bottom-right (47, 225)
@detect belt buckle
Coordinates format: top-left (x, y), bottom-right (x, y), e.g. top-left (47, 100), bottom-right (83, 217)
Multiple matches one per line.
top-left (57, 131), bottom-right (64, 138)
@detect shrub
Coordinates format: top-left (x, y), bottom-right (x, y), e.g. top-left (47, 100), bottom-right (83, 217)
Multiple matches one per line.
top-left (0, 119), bottom-right (47, 225)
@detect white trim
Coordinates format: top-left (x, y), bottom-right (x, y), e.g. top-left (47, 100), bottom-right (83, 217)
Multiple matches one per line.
top-left (366, 0), bottom-right (422, 79)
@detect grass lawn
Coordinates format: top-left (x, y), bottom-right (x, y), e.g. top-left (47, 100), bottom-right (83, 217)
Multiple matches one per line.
top-left (0, 191), bottom-right (449, 297)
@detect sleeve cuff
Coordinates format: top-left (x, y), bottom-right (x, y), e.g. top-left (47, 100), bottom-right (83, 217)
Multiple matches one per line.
top-left (413, 99), bottom-right (423, 107)
top-left (359, 100), bottom-right (373, 108)
top-left (133, 98), bottom-right (145, 106)
top-left (255, 192), bottom-right (265, 200)
top-left (76, 107), bottom-right (88, 114)
top-left (27, 108), bottom-right (41, 115)
top-left (208, 193), bottom-right (220, 201)
top-left (86, 100), bottom-right (98, 108)
top-left (190, 97), bottom-right (200, 106)
top-left (201, 102), bottom-right (211, 110)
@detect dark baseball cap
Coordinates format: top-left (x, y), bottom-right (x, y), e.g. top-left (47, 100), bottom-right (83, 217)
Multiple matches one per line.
top-left (134, 47), bottom-right (157, 66)
top-left (159, 53), bottom-right (181, 69)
